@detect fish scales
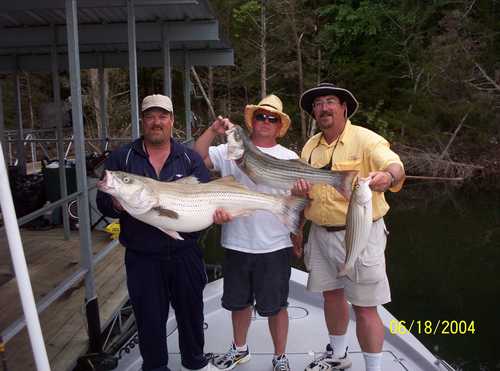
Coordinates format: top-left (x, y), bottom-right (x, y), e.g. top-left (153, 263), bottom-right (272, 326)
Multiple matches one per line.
top-left (338, 178), bottom-right (373, 278)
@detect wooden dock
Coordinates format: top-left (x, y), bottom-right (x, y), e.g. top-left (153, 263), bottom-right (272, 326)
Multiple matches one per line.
top-left (0, 226), bottom-right (127, 371)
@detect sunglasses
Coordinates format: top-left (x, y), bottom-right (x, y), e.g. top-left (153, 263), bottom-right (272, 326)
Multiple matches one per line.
top-left (255, 113), bottom-right (280, 124)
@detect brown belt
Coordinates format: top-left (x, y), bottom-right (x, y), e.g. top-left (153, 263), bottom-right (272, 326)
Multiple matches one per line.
top-left (322, 217), bottom-right (382, 233)
top-left (323, 225), bottom-right (346, 232)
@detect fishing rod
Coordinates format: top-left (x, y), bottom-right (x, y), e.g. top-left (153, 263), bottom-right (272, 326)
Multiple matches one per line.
top-left (405, 175), bottom-right (464, 181)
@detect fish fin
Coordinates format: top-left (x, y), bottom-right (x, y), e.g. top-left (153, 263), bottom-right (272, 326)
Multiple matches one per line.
top-left (333, 170), bottom-right (358, 201)
top-left (158, 227), bottom-right (184, 240)
top-left (278, 196), bottom-right (309, 234)
top-left (173, 176), bottom-right (200, 185)
top-left (210, 176), bottom-right (248, 189)
top-left (153, 207), bottom-right (179, 219)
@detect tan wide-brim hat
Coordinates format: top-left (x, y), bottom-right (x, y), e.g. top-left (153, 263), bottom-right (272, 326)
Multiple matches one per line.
top-left (300, 82), bottom-right (359, 118)
top-left (244, 94), bottom-right (291, 138)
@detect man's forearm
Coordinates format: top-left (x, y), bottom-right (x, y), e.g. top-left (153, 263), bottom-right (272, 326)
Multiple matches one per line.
top-left (193, 126), bottom-right (218, 162)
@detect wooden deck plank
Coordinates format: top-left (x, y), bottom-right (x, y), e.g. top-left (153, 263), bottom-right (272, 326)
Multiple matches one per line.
top-left (0, 226), bottom-right (127, 371)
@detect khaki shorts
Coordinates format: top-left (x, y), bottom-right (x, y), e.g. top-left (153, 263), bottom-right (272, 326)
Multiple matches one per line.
top-left (304, 218), bottom-right (391, 307)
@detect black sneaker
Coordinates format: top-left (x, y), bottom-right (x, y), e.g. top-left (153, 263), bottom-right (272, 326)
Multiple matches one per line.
top-left (304, 344), bottom-right (352, 370)
top-left (273, 354), bottom-right (291, 371)
top-left (212, 343), bottom-right (251, 370)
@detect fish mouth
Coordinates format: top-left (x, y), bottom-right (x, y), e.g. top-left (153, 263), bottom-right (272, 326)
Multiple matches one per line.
top-left (97, 170), bottom-right (114, 192)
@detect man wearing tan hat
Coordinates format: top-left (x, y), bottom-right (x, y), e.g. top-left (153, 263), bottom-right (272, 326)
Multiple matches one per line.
top-left (194, 95), bottom-right (295, 371)
top-left (97, 94), bottom-right (218, 371)
top-left (291, 83), bottom-right (405, 371)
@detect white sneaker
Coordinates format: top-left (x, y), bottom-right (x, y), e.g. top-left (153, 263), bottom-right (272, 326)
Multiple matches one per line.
top-left (304, 344), bottom-right (352, 370)
top-left (211, 343), bottom-right (251, 370)
top-left (180, 362), bottom-right (218, 371)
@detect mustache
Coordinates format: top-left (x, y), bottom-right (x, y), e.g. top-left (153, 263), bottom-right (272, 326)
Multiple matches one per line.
top-left (319, 112), bottom-right (333, 118)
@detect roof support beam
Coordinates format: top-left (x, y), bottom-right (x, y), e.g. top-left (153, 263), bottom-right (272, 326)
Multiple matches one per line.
top-left (98, 56), bottom-right (109, 151)
top-left (14, 72), bottom-right (26, 175)
top-left (0, 0), bottom-right (199, 12)
top-left (0, 20), bottom-right (219, 48)
top-left (162, 23), bottom-right (172, 97)
top-left (184, 50), bottom-right (191, 142)
top-left (128, 0), bottom-right (140, 140)
top-left (65, 0), bottom-right (102, 353)
top-left (0, 80), bottom-right (6, 167)
top-left (0, 49), bottom-right (234, 72)
top-left (51, 28), bottom-right (71, 240)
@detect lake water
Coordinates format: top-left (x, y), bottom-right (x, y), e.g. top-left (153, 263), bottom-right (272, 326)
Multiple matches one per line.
top-left (384, 184), bottom-right (499, 371)
top-left (202, 183), bottom-right (500, 371)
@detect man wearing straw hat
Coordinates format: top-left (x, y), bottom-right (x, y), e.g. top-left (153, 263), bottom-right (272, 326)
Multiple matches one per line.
top-left (292, 83), bottom-right (405, 371)
top-left (194, 95), bottom-right (296, 371)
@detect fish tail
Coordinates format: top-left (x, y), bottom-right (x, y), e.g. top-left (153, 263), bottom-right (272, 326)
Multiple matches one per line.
top-left (279, 196), bottom-right (308, 234)
top-left (333, 170), bottom-right (358, 200)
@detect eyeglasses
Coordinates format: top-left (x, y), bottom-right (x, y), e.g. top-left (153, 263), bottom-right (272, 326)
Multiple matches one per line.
top-left (312, 98), bottom-right (340, 109)
top-left (255, 113), bottom-right (280, 124)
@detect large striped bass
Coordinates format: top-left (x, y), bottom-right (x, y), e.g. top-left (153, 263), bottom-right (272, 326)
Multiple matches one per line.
top-left (97, 170), bottom-right (308, 240)
top-left (226, 125), bottom-right (358, 200)
top-left (338, 177), bottom-right (373, 278)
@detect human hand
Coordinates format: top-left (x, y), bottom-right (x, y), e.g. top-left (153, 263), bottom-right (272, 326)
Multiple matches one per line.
top-left (112, 197), bottom-right (124, 212)
top-left (368, 171), bottom-right (392, 192)
top-left (213, 208), bottom-right (233, 224)
top-left (291, 179), bottom-right (312, 198)
top-left (211, 116), bottom-right (234, 136)
top-left (291, 231), bottom-right (304, 258)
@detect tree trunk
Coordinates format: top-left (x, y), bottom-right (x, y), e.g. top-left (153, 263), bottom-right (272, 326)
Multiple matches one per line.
top-left (260, 0), bottom-right (267, 98)
top-left (89, 69), bottom-right (100, 139)
top-left (208, 66), bottom-right (214, 109)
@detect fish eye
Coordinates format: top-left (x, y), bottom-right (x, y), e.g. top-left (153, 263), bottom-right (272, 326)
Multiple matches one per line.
top-left (123, 177), bottom-right (130, 183)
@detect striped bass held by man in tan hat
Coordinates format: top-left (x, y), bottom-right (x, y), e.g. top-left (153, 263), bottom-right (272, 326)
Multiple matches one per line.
top-left (193, 94), bottom-right (302, 371)
top-left (291, 82), bottom-right (406, 371)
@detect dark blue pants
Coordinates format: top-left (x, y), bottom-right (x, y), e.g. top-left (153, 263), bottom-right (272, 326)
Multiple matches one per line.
top-left (125, 246), bottom-right (208, 371)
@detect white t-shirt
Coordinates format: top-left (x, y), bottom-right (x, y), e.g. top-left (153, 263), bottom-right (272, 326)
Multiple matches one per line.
top-left (209, 143), bottom-right (299, 253)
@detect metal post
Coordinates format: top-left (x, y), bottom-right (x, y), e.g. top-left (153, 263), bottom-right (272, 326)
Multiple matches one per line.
top-left (127, 0), bottom-right (140, 139)
top-left (65, 0), bottom-right (102, 353)
top-left (0, 143), bottom-right (51, 371)
top-left (184, 51), bottom-right (192, 141)
top-left (162, 23), bottom-right (172, 97)
top-left (14, 72), bottom-right (26, 175)
top-left (98, 56), bottom-right (108, 151)
top-left (0, 80), bottom-right (7, 168)
top-left (51, 29), bottom-right (71, 240)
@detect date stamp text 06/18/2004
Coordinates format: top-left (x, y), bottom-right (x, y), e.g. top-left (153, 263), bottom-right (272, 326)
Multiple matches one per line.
top-left (389, 320), bottom-right (476, 335)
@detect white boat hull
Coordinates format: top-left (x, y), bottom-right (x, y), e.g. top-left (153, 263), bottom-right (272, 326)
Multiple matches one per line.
top-left (115, 269), bottom-right (454, 371)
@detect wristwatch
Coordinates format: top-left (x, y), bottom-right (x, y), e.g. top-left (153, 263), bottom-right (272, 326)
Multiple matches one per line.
top-left (385, 171), bottom-right (396, 187)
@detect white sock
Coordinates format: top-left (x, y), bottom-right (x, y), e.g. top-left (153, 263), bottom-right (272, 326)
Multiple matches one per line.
top-left (234, 343), bottom-right (248, 352)
top-left (329, 334), bottom-right (348, 358)
top-left (363, 352), bottom-right (382, 371)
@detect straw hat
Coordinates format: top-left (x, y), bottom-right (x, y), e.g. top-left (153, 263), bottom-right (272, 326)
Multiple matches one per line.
top-left (244, 95), bottom-right (291, 138)
top-left (300, 82), bottom-right (359, 118)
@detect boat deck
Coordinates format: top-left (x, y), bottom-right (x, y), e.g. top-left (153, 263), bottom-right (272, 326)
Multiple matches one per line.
top-left (116, 270), bottom-right (451, 371)
top-left (0, 226), bottom-right (127, 371)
